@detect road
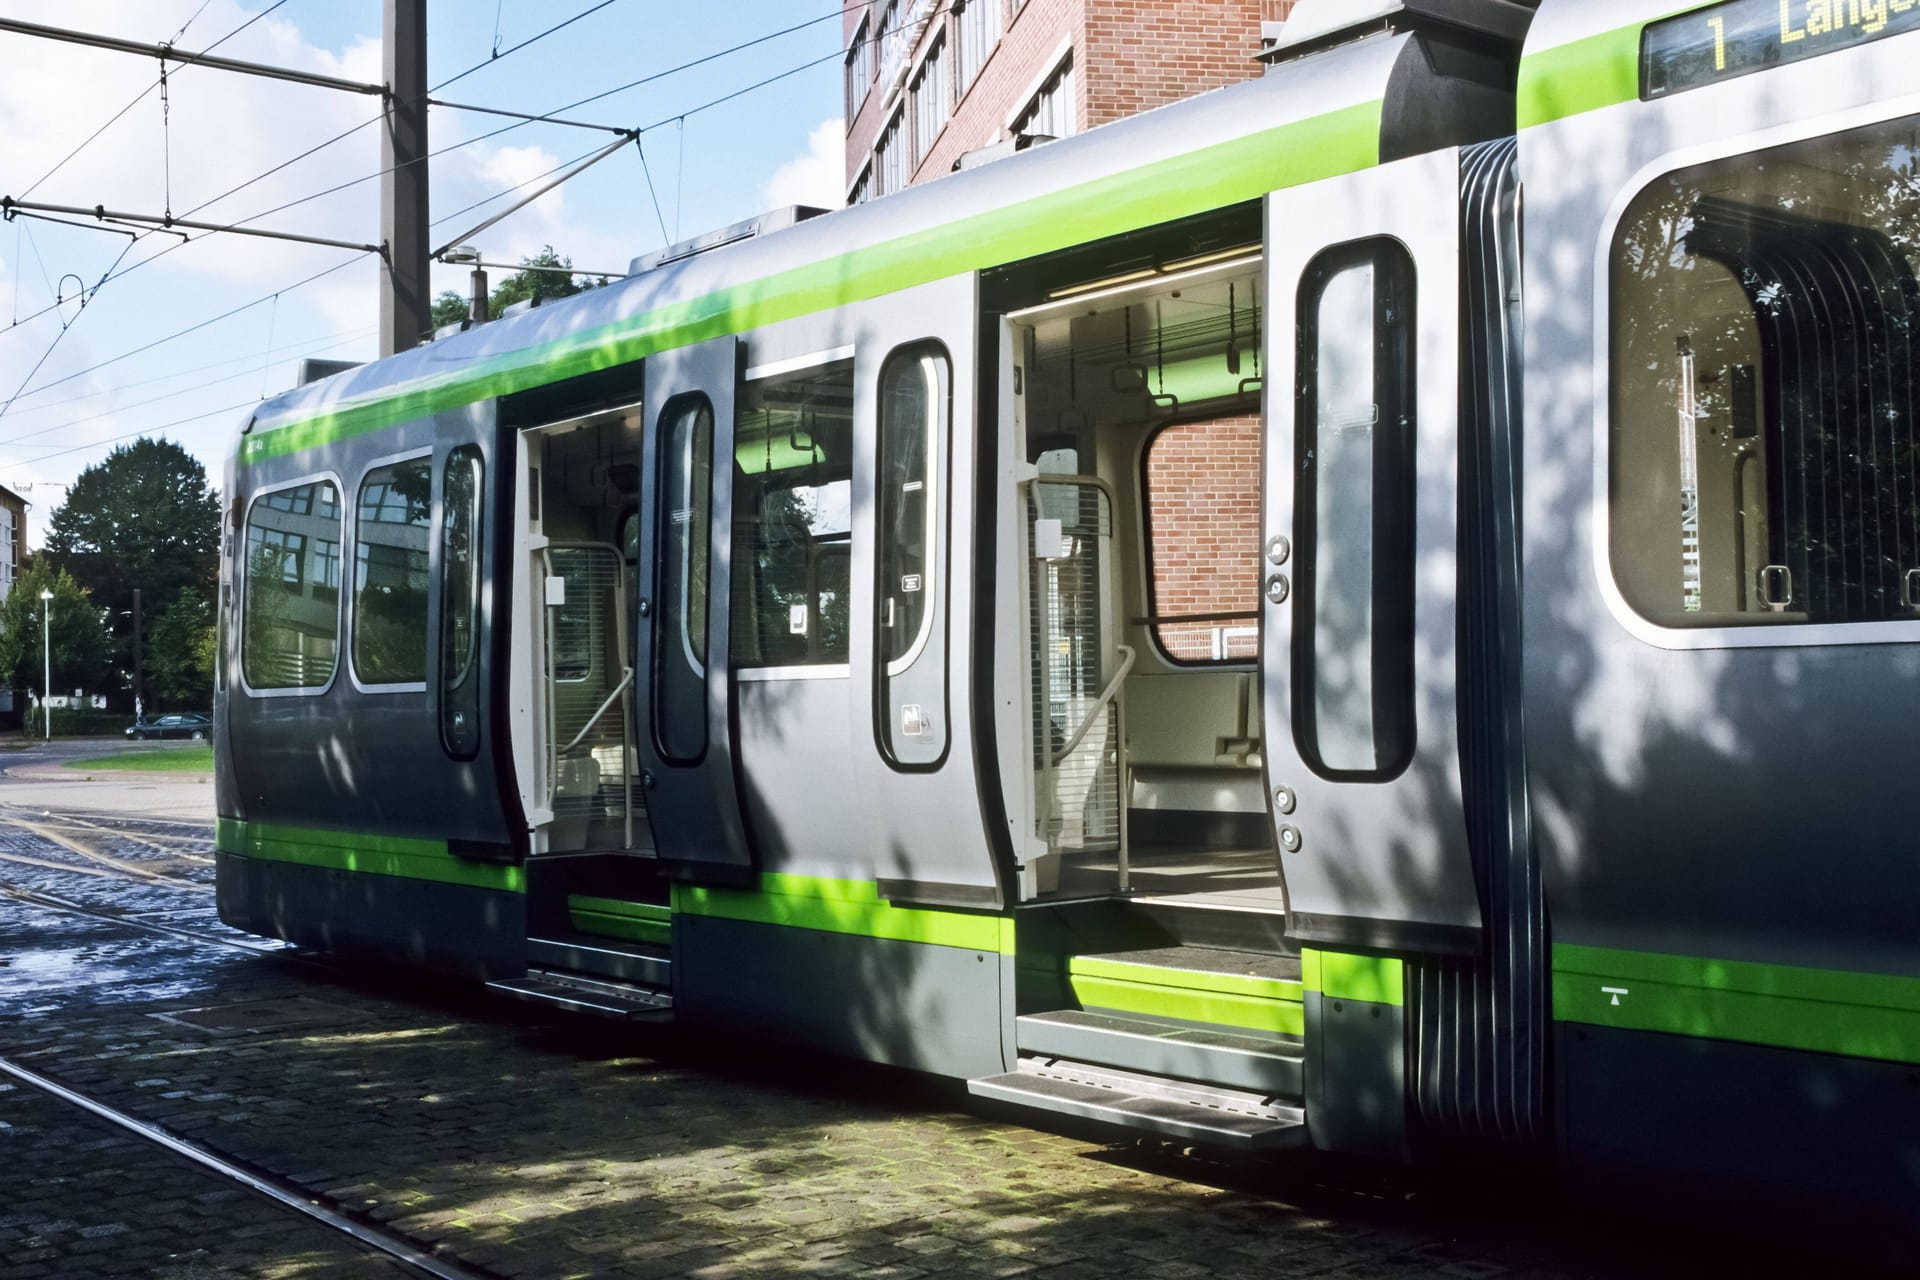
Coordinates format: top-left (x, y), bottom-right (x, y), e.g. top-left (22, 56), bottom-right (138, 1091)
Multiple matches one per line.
top-left (0, 741), bottom-right (1877, 1278)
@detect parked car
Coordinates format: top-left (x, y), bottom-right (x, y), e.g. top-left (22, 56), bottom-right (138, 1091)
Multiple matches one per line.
top-left (126, 713), bottom-right (211, 742)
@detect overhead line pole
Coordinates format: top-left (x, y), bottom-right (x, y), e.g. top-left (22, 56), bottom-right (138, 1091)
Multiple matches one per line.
top-left (382, 0), bottom-right (429, 356)
top-left (0, 17), bottom-right (385, 95)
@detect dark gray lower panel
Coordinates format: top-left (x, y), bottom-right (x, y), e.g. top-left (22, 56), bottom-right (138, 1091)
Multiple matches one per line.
top-left (216, 852), bottom-right (527, 980)
top-left (1306, 990), bottom-right (1408, 1160)
top-left (1558, 1022), bottom-right (1920, 1239)
top-left (676, 914), bottom-right (1004, 1079)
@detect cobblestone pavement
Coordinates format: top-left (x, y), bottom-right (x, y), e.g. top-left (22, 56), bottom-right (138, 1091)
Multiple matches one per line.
top-left (0, 812), bottom-right (1863, 1279)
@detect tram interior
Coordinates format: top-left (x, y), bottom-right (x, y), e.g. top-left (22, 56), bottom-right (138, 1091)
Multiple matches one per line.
top-left (1013, 248), bottom-right (1284, 912)
top-left (525, 404), bottom-right (648, 856)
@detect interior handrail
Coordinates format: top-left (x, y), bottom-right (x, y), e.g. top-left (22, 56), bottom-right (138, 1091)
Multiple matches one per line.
top-left (1051, 644), bottom-right (1135, 767)
top-left (561, 666), bottom-right (634, 755)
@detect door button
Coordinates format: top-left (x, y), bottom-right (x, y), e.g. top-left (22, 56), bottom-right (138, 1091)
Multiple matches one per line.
top-left (1266, 535), bottom-right (1290, 566)
top-left (1265, 574), bottom-right (1290, 605)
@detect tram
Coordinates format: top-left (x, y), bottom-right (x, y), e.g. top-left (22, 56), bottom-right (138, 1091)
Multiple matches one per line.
top-left (214, 0), bottom-right (1920, 1237)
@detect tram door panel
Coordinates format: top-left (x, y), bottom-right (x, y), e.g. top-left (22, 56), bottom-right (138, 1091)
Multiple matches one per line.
top-left (635, 336), bottom-right (754, 882)
top-left (1261, 151), bottom-right (1482, 948)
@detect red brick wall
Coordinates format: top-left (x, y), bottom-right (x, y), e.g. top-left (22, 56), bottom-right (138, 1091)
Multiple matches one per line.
top-left (1145, 415), bottom-right (1262, 663)
top-left (1082, 0), bottom-right (1267, 129)
top-left (847, 0), bottom-right (1301, 198)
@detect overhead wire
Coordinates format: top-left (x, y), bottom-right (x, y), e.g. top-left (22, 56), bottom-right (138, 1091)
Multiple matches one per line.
top-left (17, 0), bottom-right (295, 200)
top-left (1, 0), bottom-right (867, 452)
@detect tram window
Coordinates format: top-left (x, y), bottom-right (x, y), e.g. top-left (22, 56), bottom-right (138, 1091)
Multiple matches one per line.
top-left (241, 479), bottom-right (343, 691)
top-left (1293, 240), bottom-right (1416, 781)
top-left (440, 447), bottom-right (483, 692)
top-left (733, 358), bottom-right (856, 668)
top-left (1144, 416), bottom-right (1262, 665)
top-left (877, 344), bottom-right (951, 767)
top-left (352, 458), bottom-right (432, 686)
top-left (1610, 116), bottom-right (1920, 629)
top-left (654, 395), bottom-right (712, 763)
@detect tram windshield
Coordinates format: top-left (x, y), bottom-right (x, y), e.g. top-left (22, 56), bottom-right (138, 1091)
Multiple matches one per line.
top-left (1609, 114), bottom-right (1920, 628)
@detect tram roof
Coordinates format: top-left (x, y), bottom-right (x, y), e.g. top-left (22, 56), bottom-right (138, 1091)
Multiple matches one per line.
top-left (238, 32), bottom-right (1411, 469)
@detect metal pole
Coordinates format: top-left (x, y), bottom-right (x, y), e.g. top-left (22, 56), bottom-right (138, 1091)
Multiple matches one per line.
top-left (131, 588), bottom-right (143, 718)
top-left (469, 265), bottom-right (489, 323)
top-left (380, 0), bottom-right (429, 356)
top-left (41, 597), bottom-right (51, 741)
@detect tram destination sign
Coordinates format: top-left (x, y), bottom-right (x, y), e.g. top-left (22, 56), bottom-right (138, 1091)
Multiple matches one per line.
top-left (1643, 0), bottom-right (1920, 99)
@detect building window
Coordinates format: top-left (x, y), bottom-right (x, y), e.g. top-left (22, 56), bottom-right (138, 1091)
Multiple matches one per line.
top-left (1609, 114), bottom-right (1920, 629)
top-left (875, 0), bottom-right (899, 77)
top-left (910, 34), bottom-right (948, 167)
top-left (955, 0), bottom-right (1001, 97)
top-left (1013, 51), bottom-right (1075, 140)
top-left (845, 16), bottom-right (872, 119)
top-left (732, 359), bottom-right (856, 669)
top-left (849, 163), bottom-right (873, 207)
top-left (243, 479), bottom-right (343, 691)
top-left (876, 107), bottom-right (906, 196)
top-left (353, 458), bottom-right (432, 687)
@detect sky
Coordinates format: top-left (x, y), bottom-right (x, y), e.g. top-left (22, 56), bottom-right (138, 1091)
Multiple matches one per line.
top-left (0, 0), bottom-right (848, 546)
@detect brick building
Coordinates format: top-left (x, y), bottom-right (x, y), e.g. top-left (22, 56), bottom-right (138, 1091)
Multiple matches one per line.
top-left (844, 0), bottom-right (1298, 203)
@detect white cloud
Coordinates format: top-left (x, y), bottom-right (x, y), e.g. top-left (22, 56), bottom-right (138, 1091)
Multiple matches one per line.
top-left (759, 119), bottom-right (845, 213)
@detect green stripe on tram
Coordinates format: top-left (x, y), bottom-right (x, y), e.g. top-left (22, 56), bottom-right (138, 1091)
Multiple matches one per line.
top-left (216, 817), bottom-right (526, 893)
top-left (673, 875), bottom-right (1014, 954)
top-left (1516, 3), bottom-right (1714, 129)
top-left (1554, 943), bottom-right (1920, 1066)
top-left (1301, 948), bottom-right (1404, 1006)
top-left (239, 98), bottom-right (1383, 466)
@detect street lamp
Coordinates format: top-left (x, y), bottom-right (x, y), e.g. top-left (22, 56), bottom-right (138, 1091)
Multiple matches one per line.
top-left (39, 587), bottom-right (52, 741)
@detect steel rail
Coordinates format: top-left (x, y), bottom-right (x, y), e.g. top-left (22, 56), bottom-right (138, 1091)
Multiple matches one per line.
top-left (0, 1056), bottom-right (503, 1280)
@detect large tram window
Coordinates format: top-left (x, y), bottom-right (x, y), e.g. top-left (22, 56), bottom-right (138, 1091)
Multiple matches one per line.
top-left (241, 479), bottom-right (342, 691)
top-left (654, 395), bottom-right (712, 764)
top-left (1144, 416), bottom-right (1262, 665)
top-left (732, 358), bottom-right (856, 669)
top-left (1293, 240), bottom-right (1416, 781)
top-left (877, 344), bottom-right (950, 767)
top-left (352, 458), bottom-right (432, 686)
top-left (1610, 116), bottom-right (1920, 629)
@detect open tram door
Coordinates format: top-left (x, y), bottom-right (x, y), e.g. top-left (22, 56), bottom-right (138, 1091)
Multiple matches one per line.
top-left (1261, 146), bottom-right (1493, 1155)
top-left (632, 335), bottom-right (755, 885)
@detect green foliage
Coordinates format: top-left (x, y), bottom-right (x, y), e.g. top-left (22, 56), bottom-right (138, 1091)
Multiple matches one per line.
top-left (430, 290), bottom-right (472, 329)
top-left (68, 745), bottom-right (214, 772)
top-left (145, 589), bottom-right (215, 709)
top-left (0, 562), bottom-right (114, 698)
top-left (431, 247), bottom-right (606, 329)
top-left (41, 438), bottom-right (219, 704)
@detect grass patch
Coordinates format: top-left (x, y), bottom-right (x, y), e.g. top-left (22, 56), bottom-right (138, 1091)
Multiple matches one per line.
top-left (67, 745), bottom-right (215, 773)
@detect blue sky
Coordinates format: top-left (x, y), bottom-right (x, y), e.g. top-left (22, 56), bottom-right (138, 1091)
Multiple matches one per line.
top-left (0, 0), bottom-right (846, 543)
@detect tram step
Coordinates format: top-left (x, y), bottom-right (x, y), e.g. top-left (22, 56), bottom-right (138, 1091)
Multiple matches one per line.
top-left (486, 969), bottom-right (673, 1021)
top-left (1017, 1009), bottom-right (1303, 1098)
top-left (529, 936), bottom-right (671, 987)
top-left (969, 1056), bottom-right (1306, 1151)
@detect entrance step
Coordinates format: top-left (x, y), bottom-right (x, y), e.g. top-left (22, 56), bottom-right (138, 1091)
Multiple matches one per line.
top-left (487, 968), bottom-right (673, 1021)
top-left (529, 935), bottom-right (671, 987)
top-left (1017, 1009), bottom-right (1303, 1097)
top-left (1059, 945), bottom-right (1305, 1036)
top-left (1127, 898), bottom-right (1293, 951)
top-left (969, 1055), bottom-right (1306, 1151)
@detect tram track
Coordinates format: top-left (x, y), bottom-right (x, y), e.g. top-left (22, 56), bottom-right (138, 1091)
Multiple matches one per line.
top-left (0, 1055), bottom-right (505, 1280)
top-left (0, 812), bottom-right (212, 886)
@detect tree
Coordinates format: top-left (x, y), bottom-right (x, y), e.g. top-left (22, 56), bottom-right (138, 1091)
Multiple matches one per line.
top-left (430, 246), bottom-right (607, 326)
top-left (42, 438), bottom-right (220, 707)
top-left (0, 562), bottom-right (114, 701)
top-left (145, 589), bottom-right (216, 709)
